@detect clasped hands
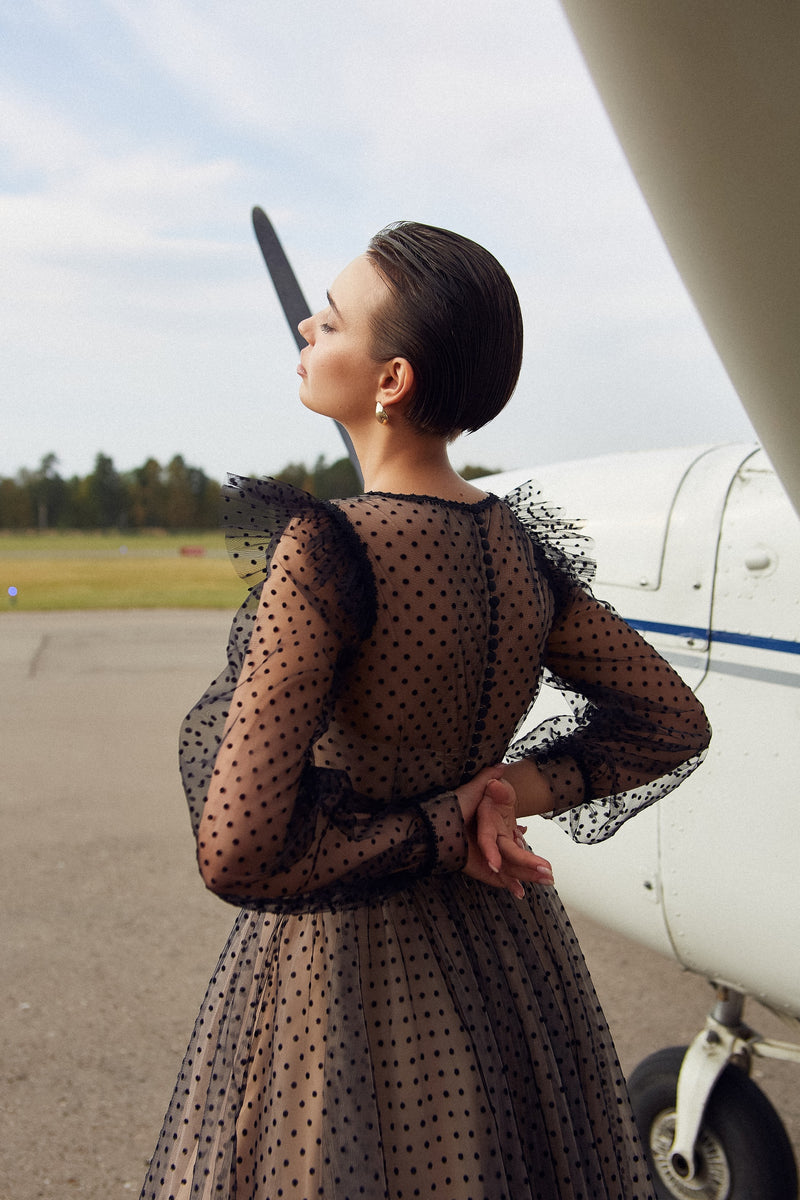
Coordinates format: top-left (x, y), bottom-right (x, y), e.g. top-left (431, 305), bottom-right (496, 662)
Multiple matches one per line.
top-left (456, 764), bottom-right (554, 899)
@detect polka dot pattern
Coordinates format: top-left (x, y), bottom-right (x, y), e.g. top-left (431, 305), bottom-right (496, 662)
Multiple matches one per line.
top-left (141, 476), bottom-right (710, 1199)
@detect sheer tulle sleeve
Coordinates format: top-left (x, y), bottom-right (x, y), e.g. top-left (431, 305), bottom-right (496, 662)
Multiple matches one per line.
top-left (503, 481), bottom-right (711, 842)
top-left (180, 477), bottom-right (466, 914)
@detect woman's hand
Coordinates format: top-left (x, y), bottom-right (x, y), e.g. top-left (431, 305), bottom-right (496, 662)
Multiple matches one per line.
top-left (455, 767), bottom-right (554, 899)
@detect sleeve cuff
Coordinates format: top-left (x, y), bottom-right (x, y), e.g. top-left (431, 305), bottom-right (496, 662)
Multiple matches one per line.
top-left (418, 792), bottom-right (468, 874)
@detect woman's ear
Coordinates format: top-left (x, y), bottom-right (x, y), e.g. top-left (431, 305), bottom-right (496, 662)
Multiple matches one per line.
top-left (378, 357), bottom-right (414, 412)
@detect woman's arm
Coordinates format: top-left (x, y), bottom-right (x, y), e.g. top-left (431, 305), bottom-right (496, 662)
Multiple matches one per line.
top-left (500, 758), bottom-right (557, 820)
top-left (196, 519), bottom-right (469, 907)
top-left (506, 585), bottom-right (711, 836)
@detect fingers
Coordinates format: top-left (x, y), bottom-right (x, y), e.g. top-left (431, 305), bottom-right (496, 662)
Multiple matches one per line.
top-left (492, 856), bottom-right (554, 899)
top-left (455, 763), bottom-right (506, 823)
top-left (476, 804), bottom-right (511, 874)
top-left (498, 837), bottom-right (554, 880)
top-left (475, 779), bottom-right (524, 874)
top-left (463, 836), bottom-right (555, 897)
top-left (474, 763), bottom-right (506, 789)
top-left (483, 775), bottom-right (515, 808)
top-left (478, 830), bottom-right (555, 895)
top-left (463, 767), bottom-right (555, 896)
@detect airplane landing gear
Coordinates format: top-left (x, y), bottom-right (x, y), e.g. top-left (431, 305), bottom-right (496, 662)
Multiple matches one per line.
top-left (630, 1044), bottom-right (796, 1198)
top-left (629, 986), bottom-right (799, 1199)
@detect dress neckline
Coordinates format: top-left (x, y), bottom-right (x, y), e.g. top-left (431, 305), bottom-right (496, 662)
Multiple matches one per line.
top-left (360, 490), bottom-right (499, 512)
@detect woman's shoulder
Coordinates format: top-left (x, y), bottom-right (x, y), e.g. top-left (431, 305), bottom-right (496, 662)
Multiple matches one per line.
top-left (501, 478), bottom-right (596, 592)
top-left (222, 473), bottom-right (378, 637)
top-left (222, 474), bottom-right (365, 583)
top-left (223, 473), bottom-right (322, 528)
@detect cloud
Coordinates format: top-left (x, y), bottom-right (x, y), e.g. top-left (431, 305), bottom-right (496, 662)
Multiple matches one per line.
top-left (0, 83), bottom-right (95, 178)
top-left (100, 0), bottom-right (305, 137)
top-left (0, 0), bottom-right (753, 483)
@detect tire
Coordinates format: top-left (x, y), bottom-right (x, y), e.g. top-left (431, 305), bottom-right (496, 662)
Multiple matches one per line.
top-left (628, 1045), bottom-right (798, 1200)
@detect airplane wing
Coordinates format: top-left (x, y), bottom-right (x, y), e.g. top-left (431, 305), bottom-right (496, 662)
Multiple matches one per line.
top-left (560, 2), bottom-right (800, 513)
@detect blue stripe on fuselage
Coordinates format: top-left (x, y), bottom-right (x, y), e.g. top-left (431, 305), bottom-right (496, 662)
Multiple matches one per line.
top-left (626, 619), bottom-right (800, 657)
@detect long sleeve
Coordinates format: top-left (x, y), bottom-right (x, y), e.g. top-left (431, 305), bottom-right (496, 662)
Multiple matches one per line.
top-left (183, 491), bottom-right (466, 913)
top-left (507, 582), bottom-right (711, 841)
top-left (500, 479), bottom-right (711, 842)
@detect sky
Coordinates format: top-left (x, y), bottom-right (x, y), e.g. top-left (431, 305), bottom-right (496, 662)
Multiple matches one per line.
top-left (1, 0), bottom-right (756, 485)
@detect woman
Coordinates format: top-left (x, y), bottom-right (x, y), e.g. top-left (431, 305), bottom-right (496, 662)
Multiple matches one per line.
top-left (141, 222), bottom-right (710, 1199)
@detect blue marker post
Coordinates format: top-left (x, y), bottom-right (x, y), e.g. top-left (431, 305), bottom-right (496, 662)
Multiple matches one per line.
top-left (8, 585), bottom-right (18, 608)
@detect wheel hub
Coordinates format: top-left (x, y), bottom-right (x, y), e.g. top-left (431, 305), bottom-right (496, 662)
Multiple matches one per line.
top-left (650, 1108), bottom-right (732, 1199)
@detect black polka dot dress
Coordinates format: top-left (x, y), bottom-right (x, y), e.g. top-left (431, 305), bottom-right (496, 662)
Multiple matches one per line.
top-left (140, 477), bottom-right (710, 1200)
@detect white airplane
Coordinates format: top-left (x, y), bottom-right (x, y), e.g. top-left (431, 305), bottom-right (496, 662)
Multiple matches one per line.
top-left (485, 444), bottom-right (800, 1200)
top-left (538, 5), bottom-right (800, 1197)
top-left (253, 8), bottom-right (800, 1191)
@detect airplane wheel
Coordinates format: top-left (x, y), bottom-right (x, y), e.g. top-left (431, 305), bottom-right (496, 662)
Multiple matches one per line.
top-left (628, 1046), bottom-right (798, 1200)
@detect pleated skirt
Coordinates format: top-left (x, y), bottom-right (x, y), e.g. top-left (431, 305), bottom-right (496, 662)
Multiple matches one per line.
top-left (140, 876), bottom-right (653, 1200)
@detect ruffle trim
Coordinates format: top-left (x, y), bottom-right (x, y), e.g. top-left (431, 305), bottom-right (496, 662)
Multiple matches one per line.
top-left (502, 478), bottom-right (596, 598)
top-left (221, 474), bottom-right (378, 646)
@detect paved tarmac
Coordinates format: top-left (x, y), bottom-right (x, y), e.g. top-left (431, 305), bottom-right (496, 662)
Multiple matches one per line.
top-left (1, 609), bottom-right (797, 1200)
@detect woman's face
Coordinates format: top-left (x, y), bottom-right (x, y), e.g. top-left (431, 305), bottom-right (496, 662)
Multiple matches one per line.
top-left (297, 255), bottom-right (391, 426)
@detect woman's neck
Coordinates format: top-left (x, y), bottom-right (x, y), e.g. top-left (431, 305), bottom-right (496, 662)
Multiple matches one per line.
top-left (355, 429), bottom-right (487, 502)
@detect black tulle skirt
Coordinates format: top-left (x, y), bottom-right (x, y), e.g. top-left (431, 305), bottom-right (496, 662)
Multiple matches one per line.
top-left (140, 875), bottom-right (653, 1200)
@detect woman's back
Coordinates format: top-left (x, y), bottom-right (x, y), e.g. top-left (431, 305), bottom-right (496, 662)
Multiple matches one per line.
top-left (318, 492), bottom-right (554, 800)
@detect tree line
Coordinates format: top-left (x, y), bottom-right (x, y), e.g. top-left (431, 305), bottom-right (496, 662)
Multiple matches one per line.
top-left (0, 452), bottom-right (221, 531)
top-left (0, 452), bottom-right (499, 531)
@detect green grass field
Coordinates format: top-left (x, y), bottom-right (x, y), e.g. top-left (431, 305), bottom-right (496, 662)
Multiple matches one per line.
top-left (0, 531), bottom-right (245, 610)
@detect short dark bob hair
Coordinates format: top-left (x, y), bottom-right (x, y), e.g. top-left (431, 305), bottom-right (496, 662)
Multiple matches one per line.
top-left (366, 221), bottom-right (523, 439)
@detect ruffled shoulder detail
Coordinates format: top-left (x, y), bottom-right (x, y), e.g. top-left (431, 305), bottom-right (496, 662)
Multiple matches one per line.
top-left (222, 473), bottom-right (320, 582)
top-left (502, 479), bottom-right (596, 600)
top-left (222, 474), bottom-right (377, 644)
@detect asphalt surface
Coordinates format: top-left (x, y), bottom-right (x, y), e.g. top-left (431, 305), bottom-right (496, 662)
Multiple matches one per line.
top-left (1, 609), bottom-right (797, 1200)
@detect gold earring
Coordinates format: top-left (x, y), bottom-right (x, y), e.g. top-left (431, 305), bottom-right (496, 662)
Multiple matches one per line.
top-left (375, 401), bottom-right (389, 425)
